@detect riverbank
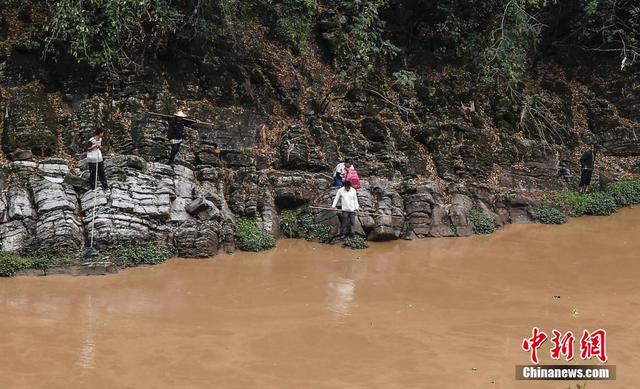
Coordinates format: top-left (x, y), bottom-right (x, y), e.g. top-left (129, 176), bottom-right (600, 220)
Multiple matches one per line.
top-left (1, 207), bottom-right (637, 388)
top-left (2, 178), bottom-right (637, 278)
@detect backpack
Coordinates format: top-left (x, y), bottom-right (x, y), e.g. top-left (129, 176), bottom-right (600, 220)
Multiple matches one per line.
top-left (345, 168), bottom-right (361, 189)
top-left (83, 140), bottom-right (93, 152)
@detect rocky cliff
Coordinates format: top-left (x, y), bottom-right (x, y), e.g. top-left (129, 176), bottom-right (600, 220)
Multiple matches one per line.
top-left (0, 4), bottom-right (638, 258)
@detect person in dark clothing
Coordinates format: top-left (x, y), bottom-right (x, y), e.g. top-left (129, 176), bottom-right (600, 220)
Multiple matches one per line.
top-left (84, 129), bottom-right (109, 191)
top-left (166, 110), bottom-right (196, 165)
top-left (579, 144), bottom-right (601, 192)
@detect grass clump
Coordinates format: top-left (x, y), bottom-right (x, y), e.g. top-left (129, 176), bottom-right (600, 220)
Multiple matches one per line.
top-left (468, 208), bottom-right (496, 234)
top-left (0, 249), bottom-right (76, 277)
top-left (555, 177), bottom-right (640, 217)
top-left (113, 243), bottom-right (174, 267)
top-left (534, 206), bottom-right (567, 224)
top-left (343, 235), bottom-right (368, 249)
top-left (556, 190), bottom-right (617, 216)
top-left (279, 211), bottom-right (332, 243)
top-left (298, 215), bottom-right (332, 243)
top-left (584, 192), bottom-right (617, 216)
top-left (606, 178), bottom-right (640, 207)
top-left (556, 190), bottom-right (589, 215)
top-left (280, 210), bottom-right (299, 238)
top-left (236, 218), bottom-right (277, 252)
top-left (0, 252), bottom-right (33, 276)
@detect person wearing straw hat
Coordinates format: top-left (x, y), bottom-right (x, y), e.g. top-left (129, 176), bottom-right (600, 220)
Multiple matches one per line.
top-left (166, 109), bottom-right (196, 165)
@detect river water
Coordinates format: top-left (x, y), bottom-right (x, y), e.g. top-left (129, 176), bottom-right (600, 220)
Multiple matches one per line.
top-left (1, 208), bottom-right (639, 388)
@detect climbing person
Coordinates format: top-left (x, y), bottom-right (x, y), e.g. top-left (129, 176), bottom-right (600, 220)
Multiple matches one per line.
top-left (579, 143), bottom-right (601, 193)
top-left (344, 164), bottom-right (361, 189)
top-left (84, 129), bottom-right (109, 191)
top-left (165, 110), bottom-right (196, 165)
top-left (332, 159), bottom-right (352, 187)
top-left (331, 180), bottom-right (360, 237)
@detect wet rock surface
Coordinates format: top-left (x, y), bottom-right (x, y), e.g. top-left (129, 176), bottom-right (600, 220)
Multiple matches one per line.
top-left (0, 150), bottom-right (579, 257)
top-left (0, 48), bottom-right (638, 259)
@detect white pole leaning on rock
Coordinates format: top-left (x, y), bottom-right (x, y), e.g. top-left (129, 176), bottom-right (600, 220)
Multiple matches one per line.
top-left (90, 167), bottom-right (98, 248)
top-left (309, 206), bottom-right (404, 218)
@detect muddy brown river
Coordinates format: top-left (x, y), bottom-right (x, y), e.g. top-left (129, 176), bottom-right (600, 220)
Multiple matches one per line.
top-left (1, 208), bottom-right (639, 388)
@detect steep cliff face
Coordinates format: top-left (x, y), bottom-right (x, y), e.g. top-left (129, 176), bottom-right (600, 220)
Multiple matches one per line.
top-left (0, 5), bottom-right (638, 257)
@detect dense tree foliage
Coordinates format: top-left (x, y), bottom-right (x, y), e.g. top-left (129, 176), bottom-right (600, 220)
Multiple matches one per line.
top-left (1, 0), bottom-right (637, 90)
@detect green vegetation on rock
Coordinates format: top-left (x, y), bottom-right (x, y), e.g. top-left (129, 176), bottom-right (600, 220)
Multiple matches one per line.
top-left (556, 190), bottom-right (590, 216)
top-left (236, 218), bottom-right (277, 252)
top-left (0, 252), bottom-right (33, 277)
top-left (113, 243), bottom-right (174, 267)
top-left (468, 208), bottom-right (496, 234)
top-left (584, 192), bottom-right (618, 216)
top-left (335, 0), bottom-right (399, 81)
top-left (343, 235), bottom-right (368, 249)
top-left (557, 190), bottom-right (619, 216)
top-left (280, 210), bottom-right (299, 237)
top-left (298, 215), bottom-right (332, 243)
top-left (279, 211), bottom-right (332, 243)
top-left (607, 178), bottom-right (640, 207)
top-left (556, 178), bottom-right (640, 217)
top-left (534, 206), bottom-right (567, 225)
top-left (0, 250), bottom-right (76, 277)
top-left (273, 0), bottom-right (316, 50)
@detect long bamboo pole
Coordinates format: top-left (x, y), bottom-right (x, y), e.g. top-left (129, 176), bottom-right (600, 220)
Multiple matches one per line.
top-left (309, 206), bottom-right (404, 219)
top-left (146, 112), bottom-right (217, 127)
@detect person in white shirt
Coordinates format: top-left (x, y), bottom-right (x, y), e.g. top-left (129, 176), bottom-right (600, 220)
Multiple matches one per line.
top-left (331, 180), bottom-right (360, 236)
top-left (332, 159), bottom-right (352, 187)
top-left (84, 129), bottom-right (109, 191)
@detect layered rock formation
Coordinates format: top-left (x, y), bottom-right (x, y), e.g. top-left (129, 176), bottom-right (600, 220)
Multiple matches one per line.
top-left (0, 7), bottom-right (639, 258)
top-left (0, 77), bottom-right (639, 258)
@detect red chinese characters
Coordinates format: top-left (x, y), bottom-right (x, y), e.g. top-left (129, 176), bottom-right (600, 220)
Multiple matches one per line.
top-left (580, 329), bottom-right (608, 363)
top-left (521, 327), bottom-right (608, 364)
top-left (522, 327), bottom-right (548, 364)
top-left (550, 330), bottom-right (575, 361)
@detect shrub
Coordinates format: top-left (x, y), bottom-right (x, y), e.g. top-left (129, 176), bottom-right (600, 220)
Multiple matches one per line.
top-left (534, 206), bottom-right (567, 225)
top-left (42, 0), bottom-right (184, 74)
top-left (584, 192), bottom-right (617, 216)
top-left (343, 235), bottom-right (368, 249)
top-left (0, 252), bottom-right (32, 277)
top-left (236, 218), bottom-right (277, 252)
top-left (298, 215), bottom-right (332, 243)
top-left (606, 178), bottom-right (640, 207)
top-left (273, 0), bottom-right (316, 50)
top-left (30, 251), bottom-right (76, 274)
top-left (279, 211), bottom-right (332, 243)
top-left (334, 0), bottom-right (400, 82)
top-left (392, 70), bottom-right (418, 90)
top-left (0, 249), bottom-right (77, 277)
top-left (555, 190), bottom-right (589, 216)
top-left (468, 208), bottom-right (496, 234)
top-left (556, 190), bottom-right (617, 216)
top-left (280, 210), bottom-right (300, 237)
top-left (114, 243), bottom-right (174, 267)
